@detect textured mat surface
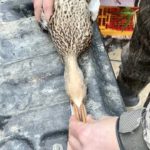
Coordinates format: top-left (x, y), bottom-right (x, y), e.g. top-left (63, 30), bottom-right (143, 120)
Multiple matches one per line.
top-left (0, 0), bottom-right (125, 149)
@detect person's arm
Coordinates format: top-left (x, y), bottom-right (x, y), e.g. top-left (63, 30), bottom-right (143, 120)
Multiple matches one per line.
top-left (116, 108), bottom-right (149, 150)
top-left (33, 0), bottom-right (54, 22)
top-left (68, 103), bottom-right (150, 150)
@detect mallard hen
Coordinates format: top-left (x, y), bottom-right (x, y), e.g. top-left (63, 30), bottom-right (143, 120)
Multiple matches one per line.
top-left (40, 0), bottom-right (100, 122)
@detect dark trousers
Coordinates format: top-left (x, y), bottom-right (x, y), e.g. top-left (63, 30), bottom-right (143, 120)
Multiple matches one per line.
top-left (118, 0), bottom-right (150, 96)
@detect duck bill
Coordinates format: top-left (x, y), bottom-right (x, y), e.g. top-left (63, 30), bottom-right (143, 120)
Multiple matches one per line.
top-left (71, 102), bottom-right (87, 123)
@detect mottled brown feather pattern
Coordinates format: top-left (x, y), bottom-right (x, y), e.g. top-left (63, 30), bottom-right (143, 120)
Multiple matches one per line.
top-left (47, 0), bottom-right (92, 119)
top-left (48, 0), bottom-right (92, 58)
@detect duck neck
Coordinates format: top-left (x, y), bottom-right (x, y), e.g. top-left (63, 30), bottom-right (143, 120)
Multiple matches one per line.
top-left (64, 55), bottom-right (86, 108)
top-left (64, 55), bottom-right (78, 73)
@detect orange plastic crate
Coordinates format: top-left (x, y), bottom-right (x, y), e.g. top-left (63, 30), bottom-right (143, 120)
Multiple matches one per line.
top-left (98, 6), bottom-right (139, 38)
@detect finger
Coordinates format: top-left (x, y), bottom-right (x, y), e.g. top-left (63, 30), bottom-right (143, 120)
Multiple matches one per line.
top-left (69, 116), bottom-right (85, 139)
top-left (67, 142), bottom-right (73, 150)
top-left (33, 0), bottom-right (43, 21)
top-left (68, 136), bottom-right (81, 150)
top-left (71, 115), bottom-right (94, 123)
top-left (86, 115), bottom-right (94, 123)
top-left (70, 115), bottom-right (78, 122)
top-left (43, 0), bottom-right (54, 21)
top-left (99, 116), bottom-right (110, 121)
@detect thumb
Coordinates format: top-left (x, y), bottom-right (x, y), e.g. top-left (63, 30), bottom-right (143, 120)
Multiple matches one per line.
top-left (69, 115), bottom-right (85, 139)
top-left (87, 115), bottom-right (95, 123)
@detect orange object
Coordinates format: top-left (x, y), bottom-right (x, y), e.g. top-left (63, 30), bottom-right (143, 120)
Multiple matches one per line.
top-left (98, 6), bottom-right (139, 39)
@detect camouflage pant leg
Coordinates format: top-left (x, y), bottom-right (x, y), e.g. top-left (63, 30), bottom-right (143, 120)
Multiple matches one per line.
top-left (119, 41), bottom-right (150, 94)
top-left (119, 0), bottom-right (150, 95)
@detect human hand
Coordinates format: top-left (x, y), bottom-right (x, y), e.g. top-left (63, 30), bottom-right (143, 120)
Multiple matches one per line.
top-left (33, 0), bottom-right (54, 22)
top-left (68, 115), bottom-right (119, 150)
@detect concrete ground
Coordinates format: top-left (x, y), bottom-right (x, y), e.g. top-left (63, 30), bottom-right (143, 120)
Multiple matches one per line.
top-left (109, 48), bottom-right (150, 110)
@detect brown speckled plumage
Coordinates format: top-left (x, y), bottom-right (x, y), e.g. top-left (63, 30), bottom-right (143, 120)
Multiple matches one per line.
top-left (48, 0), bottom-right (92, 58)
top-left (47, 0), bottom-right (92, 122)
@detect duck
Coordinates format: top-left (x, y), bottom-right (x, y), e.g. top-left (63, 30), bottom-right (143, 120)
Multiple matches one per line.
top-left (40, 0), bottom-right (100, 122)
